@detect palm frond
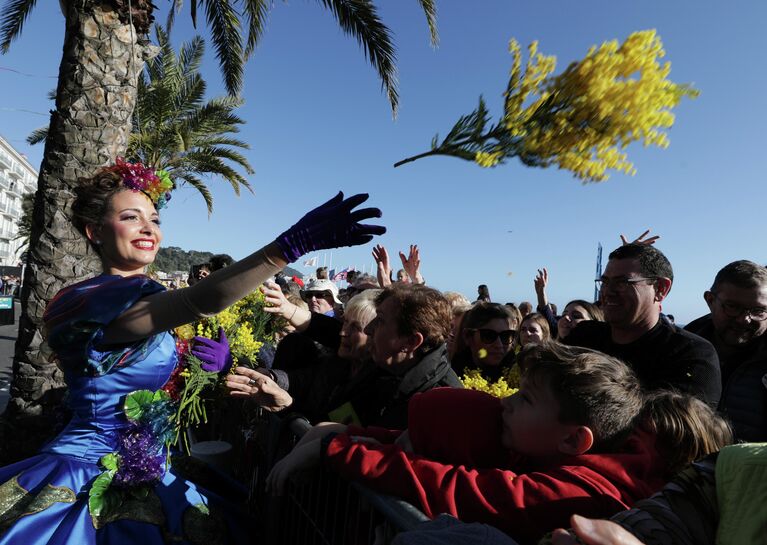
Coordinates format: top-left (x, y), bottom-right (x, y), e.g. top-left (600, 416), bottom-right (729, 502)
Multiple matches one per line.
top-left (241, 0), bottom-right (271, 59)
top-left (316, 0), bottom-right (398, 115)
top-left (201, 0), bottom-right (243, 96)
top-left (166, 0), bottom-right (184, 31)
top-left (177, 152), bottom-right (251, 195)
top-left (0, 0), bottom-right (38, 52)
top-left (176, 173), bottom-right (214, 215)
top-left (192, 136), bottom-right (250, 149)
top-left (26, 125), bottom-right (48, 145)
top-left (178, 35), bottom-right (205, 76)
top-left (201, 146), bottom-right (255, 175)
top-left (415, 0), bottom-right (438, 47)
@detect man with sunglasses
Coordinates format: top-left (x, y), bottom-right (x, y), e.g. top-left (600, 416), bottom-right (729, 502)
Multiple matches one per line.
top-left (565, 243), bottom-right (721, 407)
top-left (685, 260), bottom-right (767, 441)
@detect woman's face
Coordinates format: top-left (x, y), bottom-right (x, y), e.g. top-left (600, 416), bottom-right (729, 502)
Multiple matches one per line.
top-left (557, 303), bottom-right (591, 339)
top-left (338, 312), bottom-right (371, 361)
top-left (519, 320), bottom-right (544, 346)
top-left (465, 318), bottom-right (515, 367)
top-left (88, 190), bottom-right (162, 276)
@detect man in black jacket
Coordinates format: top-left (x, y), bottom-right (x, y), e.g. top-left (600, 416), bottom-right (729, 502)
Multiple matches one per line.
top-left (566, 244), bottom-right (721, 407)
top-left (685, 260), bottom-right (767, 441)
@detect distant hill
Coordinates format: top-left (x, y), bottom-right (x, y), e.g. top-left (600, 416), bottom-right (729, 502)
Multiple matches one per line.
top-left (155, 246), bottom-right (302, 278)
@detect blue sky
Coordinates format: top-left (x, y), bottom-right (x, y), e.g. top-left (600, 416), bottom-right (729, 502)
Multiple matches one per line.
top-left (1, 1), bottom-right (765, 322)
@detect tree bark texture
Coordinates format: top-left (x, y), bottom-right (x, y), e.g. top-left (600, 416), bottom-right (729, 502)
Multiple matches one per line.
top-left (0, 1), bottom-right (157, 463)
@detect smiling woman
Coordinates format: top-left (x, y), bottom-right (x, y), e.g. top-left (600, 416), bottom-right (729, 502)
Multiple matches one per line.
top-left (86, 190), bottom-right (162, 275)
top-left (0, 160), bottom-right (386, 544)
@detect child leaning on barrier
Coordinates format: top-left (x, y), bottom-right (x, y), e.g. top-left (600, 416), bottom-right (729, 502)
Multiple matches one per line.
top-left (266, 343), bottom-right (733, 545)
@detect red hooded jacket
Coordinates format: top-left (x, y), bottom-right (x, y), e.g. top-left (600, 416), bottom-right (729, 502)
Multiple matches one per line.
top-left (325, 388), bottom-right (666, 544)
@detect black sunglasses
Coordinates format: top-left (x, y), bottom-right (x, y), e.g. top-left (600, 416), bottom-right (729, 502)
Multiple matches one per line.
top-left (470, 328), bottom-right (516, 345)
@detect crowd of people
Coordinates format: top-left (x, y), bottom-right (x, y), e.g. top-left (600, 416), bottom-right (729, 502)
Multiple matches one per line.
top-left (227, 235), bottom-right (764, 544)
top-left (0, 159), bottom-right (765, 545)
top-left (0, 274), bottom-right (20, 296)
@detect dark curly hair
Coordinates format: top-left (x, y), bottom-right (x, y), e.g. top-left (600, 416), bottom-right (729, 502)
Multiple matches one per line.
top-left (71, 170), bottom-right (126, 238)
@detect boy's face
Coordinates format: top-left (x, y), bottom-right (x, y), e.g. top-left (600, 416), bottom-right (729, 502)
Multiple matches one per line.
top-left (500, 379), bottom-right (574, 457)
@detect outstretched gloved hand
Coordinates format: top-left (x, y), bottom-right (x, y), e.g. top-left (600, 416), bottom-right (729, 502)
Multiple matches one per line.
top-left (191, 327), bottom-right (233, 374)
top-left (275, 192), bottom-right (386, 263)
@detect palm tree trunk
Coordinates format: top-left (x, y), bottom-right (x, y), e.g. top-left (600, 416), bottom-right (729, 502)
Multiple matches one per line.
top-left (0, 0), bottom-right (157, 463)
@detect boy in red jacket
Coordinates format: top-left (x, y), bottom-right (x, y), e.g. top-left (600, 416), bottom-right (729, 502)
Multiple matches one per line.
top-left (267, 343), bottom-right (729, 545)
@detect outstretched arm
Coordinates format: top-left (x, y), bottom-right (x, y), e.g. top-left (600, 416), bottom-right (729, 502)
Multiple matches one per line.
top-left (323, 435), bottom-right (620, 543)
top-left (102, 193), bottom-right (385, 344)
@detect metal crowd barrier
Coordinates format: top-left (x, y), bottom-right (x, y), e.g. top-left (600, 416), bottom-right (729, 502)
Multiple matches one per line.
top-left (219, 405), bottom-right (430, 545)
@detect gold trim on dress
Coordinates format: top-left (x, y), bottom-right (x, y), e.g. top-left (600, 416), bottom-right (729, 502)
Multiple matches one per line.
top-left (0, 475), bottom-right (77, 535)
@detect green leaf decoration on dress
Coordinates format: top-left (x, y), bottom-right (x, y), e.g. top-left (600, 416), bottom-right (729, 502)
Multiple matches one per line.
top-left (100, 453), bottom-right (119, 472)
top-left (88, 471), bottom-right (117, 520)
top-left (124, 390), bottom-right (155, 421)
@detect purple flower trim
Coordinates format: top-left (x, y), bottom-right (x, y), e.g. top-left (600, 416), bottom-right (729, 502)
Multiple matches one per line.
top-left (112, 423), bottom-right (165, 488)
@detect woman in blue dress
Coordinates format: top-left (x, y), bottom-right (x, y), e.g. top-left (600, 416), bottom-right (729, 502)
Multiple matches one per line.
top-left (0, 161), bottom-right (384, 544)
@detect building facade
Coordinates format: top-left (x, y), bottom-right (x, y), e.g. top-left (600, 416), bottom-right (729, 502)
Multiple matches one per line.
top-left (0, 136), bottom-right (38, 267)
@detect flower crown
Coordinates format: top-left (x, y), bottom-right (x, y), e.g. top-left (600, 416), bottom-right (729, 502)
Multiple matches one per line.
top-left (107, 157), bottom-right (174, 210)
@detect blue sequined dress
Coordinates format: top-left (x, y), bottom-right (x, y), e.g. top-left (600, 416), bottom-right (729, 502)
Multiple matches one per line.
top-left (0, 275), bottom-right (245, 544)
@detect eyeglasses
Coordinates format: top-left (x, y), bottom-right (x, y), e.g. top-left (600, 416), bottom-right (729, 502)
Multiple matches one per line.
top-left (595, 276), bottom-right (656, 293)
top-left (302, 290), bottom-right (332, 300)
top-left (712, 293), bottom-right (767, 321)
top-left (469, 328), bottom-right (516, 345)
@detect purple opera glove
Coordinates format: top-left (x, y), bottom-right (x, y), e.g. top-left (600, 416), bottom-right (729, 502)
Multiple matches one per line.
top-left (275, 192), bottom-right (386, 262)
top-left (191, 327), bottom-right (233, 374)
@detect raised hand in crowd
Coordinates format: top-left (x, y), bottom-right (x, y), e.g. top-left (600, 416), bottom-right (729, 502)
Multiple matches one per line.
top-left (225, 366), bottom-right (293, 412)
top-left (399, 244), bottom-right (425, 284)
top-left (260, 280), bottom-right (311, 330)
top-left (551, 515), bottom-right (646, 545)
top-left (534, 267), bottom-right (550, 310)
top-left (620, 229), bottom-right (660, 246)
top-left (372, 244), bottom-right (393, 288)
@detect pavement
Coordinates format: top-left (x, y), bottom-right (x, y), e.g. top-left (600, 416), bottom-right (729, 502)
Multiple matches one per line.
top-left (0, 302), bottom-right (19, 413)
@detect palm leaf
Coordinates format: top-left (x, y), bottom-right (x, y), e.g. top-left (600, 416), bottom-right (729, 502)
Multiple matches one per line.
top-left (175, 173), bottom-right (214, 215)
top-left (316, 0), bottom-right (398, 115)
top-left (201, 0), bottom-right (243, 96)
top-left (0, 0), bottom-right (38, 52)
top-left (415, 0), bottom-right (438, 46)
top-left (241, 0), bottom-right (271, 58)
top-left (26, 126), bottom-right (48, 145)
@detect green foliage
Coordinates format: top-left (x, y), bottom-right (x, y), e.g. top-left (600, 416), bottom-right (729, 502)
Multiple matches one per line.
top-left (129, 25), bottom-right (254, 213)
top-left (88, 465), bottom-right (117, 519)
top-left (124, 390), bottom-right (156, 421)
top-left (100, 453), bottom-right (119, 472)
top-left (24, 27), bottom-right (254, 213)
top-left (0, 0), bottom-right (37, 53)
top-left (153, 246), bottom-right (302, 278)
top-left (174, 353), bottom-right (219, 453)
top-left (14, 192), bottom-right (33, 248)
top-left (154, 246), bottom-right (215, 273)
top-left (4, 1), bottom-right (439, 114)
